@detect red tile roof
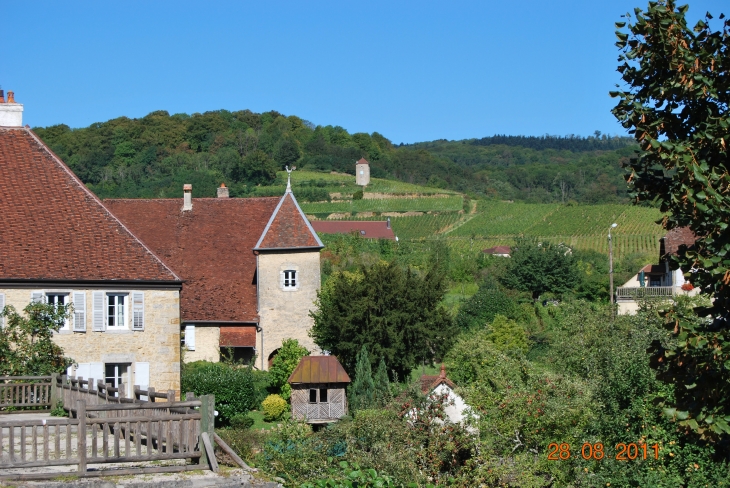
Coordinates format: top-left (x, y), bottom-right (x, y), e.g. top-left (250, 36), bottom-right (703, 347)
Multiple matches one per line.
top-left (356, 158), bottom-right (369, 165)
top-left (219, 326), bottom-right (257, 347)
top-left (482, 245), bottom-right (511, 255)
top-left (288, 356), bottom-right (351, 384)
top-left (420, 364), bottom-right (456, 393)
top-left (0, 128), bottom-right (180, 282)
top-left (254, 192), bottom-right (324, 250)
top-left (641, 264), bottom-right (666, 275)
top-left (105, 197), bottom-right (280, 323)
top-left (310, 221), bottom-right (396, 240)
top-left (660, 227), bottom-right (696, 257)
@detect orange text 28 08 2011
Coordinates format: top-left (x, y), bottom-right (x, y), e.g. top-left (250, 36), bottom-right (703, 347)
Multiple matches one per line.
top-left (547, 442), bottom-right (660, 461)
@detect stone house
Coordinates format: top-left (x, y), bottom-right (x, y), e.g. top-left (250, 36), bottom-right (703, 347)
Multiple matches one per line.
top-left (0, 96), bottom-right (182, 397)
top-left (288, 355), bottom-right (351, 424)
top-left (355, 158), bottom-right (370, 186)
top-left (105, 179), bottom-right (324, 370)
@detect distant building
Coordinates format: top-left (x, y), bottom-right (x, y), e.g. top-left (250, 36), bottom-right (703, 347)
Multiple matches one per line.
top-left (418, 365), bottom-right (477, 430)
top-left (355, 158), bottom-right (370, 186)
top-left (310, 219), bottom-right (396, 240)
top-left (482, 245), bottom-right (511, 257)
top-left (288, 355), bottom-right (351, 424)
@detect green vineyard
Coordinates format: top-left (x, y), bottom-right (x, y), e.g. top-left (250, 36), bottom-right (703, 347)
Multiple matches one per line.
top-left (300, 195), bottom-right (464, 214)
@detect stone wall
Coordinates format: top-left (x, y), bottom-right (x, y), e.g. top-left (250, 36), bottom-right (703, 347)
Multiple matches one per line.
top-left (0, 287), bottom-right (181, 396)
top-left (183, 325), bottom-right (220, 363)
top-left (257, 250), bottom-right (320, 369)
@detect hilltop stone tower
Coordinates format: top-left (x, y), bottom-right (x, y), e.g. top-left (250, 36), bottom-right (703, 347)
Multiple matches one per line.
top-left (356, 158), bottom-right (370, 186)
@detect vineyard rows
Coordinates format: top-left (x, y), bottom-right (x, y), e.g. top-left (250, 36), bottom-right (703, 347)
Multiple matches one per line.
top-left (301, 195), bottom-right (464, 214)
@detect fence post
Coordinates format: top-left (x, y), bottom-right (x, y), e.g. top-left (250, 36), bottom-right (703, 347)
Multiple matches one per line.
top-left (199, 394), bottom-right (215, 466)
top-left (50, 373), bottom-right (59, 408)
top-left (148, 387), bottom-right (155, 403)
top-left (167, 389), bottom-right (175, 402)
top-left (77, 400), bottom-right (87, 475)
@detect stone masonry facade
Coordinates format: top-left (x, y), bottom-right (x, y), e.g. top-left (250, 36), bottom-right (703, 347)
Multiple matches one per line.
top-left (0, 288), bottom-right (181, 396)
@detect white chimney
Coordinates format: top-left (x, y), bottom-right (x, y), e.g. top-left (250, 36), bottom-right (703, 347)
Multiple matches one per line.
top-left (183, 184), bottom-right (193, 211)
top-left (386, 217), bottom-right (391, 229)
top-left (0, 90), bottom-right (23, 127)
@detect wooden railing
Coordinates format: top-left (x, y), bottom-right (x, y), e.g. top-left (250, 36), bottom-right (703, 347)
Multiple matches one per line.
top-left (0, 376), bottom-right (53, 411)
top-left (616, 286), bottom-right (677, 300)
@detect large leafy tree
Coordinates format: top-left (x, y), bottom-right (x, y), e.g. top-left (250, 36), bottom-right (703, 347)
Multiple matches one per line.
top-left (500, 239), bottom-right (580, 299)
top-left (310, 259), bottom-right (456, 381)
top-left (612, 1), bottom-right (730, 439)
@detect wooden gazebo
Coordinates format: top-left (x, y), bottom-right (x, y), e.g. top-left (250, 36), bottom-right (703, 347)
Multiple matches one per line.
top-left (288, 355), bottom-right (351, 423)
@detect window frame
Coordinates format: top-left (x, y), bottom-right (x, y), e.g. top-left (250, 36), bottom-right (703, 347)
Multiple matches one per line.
top-left (106, 293), bottom-right (129, 330)
top-left (46, 292), bottom-right (71, 331)
top-left (281, 269), bottom-right (298, 291)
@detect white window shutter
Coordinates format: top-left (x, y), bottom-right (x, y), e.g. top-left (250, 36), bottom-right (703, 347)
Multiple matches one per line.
top-left (73, 292), bottom-right (86, 332)
top-left (75, 363), bottom-right (90, 381)
top-left (31, 291), bottom-right (43, 304)
top-left (92, 291), bottom-right (105, 331)
top-left (185, 325), bottom-right (196, 351)
top-left (135, 362), bottom-right (150, 400)
top-left (132, 292), bottom-right (144, 330)
top-left (89, 362), bottom-right (104, 389)
top-left (0, 293), bottom-right (4, 328)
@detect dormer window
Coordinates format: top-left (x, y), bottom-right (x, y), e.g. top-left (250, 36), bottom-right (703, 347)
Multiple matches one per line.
top-left (282, 270), bottom-right (297, 290)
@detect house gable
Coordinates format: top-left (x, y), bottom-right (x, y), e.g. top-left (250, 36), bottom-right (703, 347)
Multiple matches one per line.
top-left (254, 192), bottom-right (324, 251)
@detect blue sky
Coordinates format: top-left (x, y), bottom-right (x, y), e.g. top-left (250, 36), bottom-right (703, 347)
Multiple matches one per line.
top-left (1, 1), bottom-right (726, 143)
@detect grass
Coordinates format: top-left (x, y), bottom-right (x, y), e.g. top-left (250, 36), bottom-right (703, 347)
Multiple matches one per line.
top-left (247, 410), bottom-right (277, 430)
top-left (301, 196), bottom-right (463, 214)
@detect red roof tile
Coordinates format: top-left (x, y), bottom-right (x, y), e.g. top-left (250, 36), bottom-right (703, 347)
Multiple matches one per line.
top-left (660, 227), bottom-right (696, 257)
top-left (482, 246), bottom-right (511, 255)
top-left (288, 356), bottom-right (351, 384)
top-left (0, 128), bottom-right (180, 282)
top-left (310, 221), bottom-right (396, 240)
top-left (254, 192), bottom-right (324, 250)
top-left (356, 158), bottom-right (369, 165)
top-left (105, 197), bottom-right (280, 323)
top-left (419, 364), bottom-right (456, 393)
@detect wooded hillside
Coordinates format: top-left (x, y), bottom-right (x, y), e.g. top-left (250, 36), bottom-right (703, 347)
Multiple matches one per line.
top-left (33, 109), bottom-right (637, 203)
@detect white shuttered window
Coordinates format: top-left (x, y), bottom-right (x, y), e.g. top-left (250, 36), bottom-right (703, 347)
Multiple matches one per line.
top-left (132, 292), bottom-right (144, 330)
top-left (73, 292), bottom-right (86, 332)
top-left (92, 291), bottom-right (105, 331)
top-left (185, 325), bottom-right (196, 351)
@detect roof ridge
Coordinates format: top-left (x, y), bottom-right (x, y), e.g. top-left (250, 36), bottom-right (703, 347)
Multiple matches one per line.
top-left (24, 128), bottom-right (183, 282)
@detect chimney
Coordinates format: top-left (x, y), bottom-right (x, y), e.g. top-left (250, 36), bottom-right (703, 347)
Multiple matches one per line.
top-left (0, 89), bottom-right (23, 127)
top-left (217, 183), bottom-right (229, 199)
top-left (386, 217), bottom-right (391, 229)
top-left (183, 184), bottom-right (192, 211)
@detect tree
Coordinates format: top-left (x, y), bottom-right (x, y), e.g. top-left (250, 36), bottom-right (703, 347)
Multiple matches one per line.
top-left (613, 1), bottom-right (730, 439)
top-left (234, 149), bottom-right (278, 185)
top-left (455, 278), bottom-right (518, 331)
top-left (487, 315), bottom-right (529, 354)
top-left (348, 345), bottom-right (375, 411)
top-left (373, 357), bottom-right (391, 407)
top-left (269, 338), bottom-right (310, 401)
top-left (310, 258), bottom-right (456, 381)
top-left (500, 239), bottom-right (580, 299)
top-left (0, 302), bottom-right (74, 375)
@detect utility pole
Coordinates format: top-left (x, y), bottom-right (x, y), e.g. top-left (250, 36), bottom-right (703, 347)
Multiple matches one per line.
top-left (609, 223), bottom-right (617, 319)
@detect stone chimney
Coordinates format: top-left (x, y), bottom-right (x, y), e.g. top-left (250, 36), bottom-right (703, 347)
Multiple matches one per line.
top-left (183, 184), bottom-right (193, 211)
top-left (0, 90), bottom-right (23, 127)
top-left (217, 183), bottom-right (229, 199)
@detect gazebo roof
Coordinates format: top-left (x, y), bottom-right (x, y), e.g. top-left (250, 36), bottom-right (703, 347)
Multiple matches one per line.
top-left (288, 356), bottom-right (351, 384)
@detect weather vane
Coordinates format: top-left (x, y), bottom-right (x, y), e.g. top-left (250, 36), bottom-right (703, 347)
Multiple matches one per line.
top-left (285, 165), bottom-right (296, 192)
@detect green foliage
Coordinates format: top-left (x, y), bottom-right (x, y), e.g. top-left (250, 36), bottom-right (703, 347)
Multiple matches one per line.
top-left (229, 413), bottom-right (254, 430)
top-left (501, 238), bottom-right (581, 299)
top-left (348, 346), bottom-right (374, 412)
top-left (310, 258), bottom-right (457, 381)
top-left (352, 189), bottom-right (363, 200)
top-left (180, 361), bottom-right (257, 426)
top-left (301, 461), bottom-right (404, 488)
top-left (613, 0), bottom-right (730, 441)
top-left (50, 401), bottom-right (67, 418)
top-left (262, 394), bottom-right (289, 422)
top-left (269, 338), bottom-right (310, 401)
top-left (373, 358), bottom-right (391, 407)
top-left (487, 315), bottom-right (529, 353)
top-left (455, 279), bottom-right (518, 331)
top-left (0, 302), bottom-right (74, 375)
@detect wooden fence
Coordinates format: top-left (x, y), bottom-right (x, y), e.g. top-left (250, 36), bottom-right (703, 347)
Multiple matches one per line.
top-left (0, 376), bottom-right (53, 411)
top-left (0, 375), bottom-right (219, 480)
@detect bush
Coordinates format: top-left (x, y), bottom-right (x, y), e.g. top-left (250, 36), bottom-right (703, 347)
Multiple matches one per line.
top-left (262, 394), bottom-right (288, 422)
top-left (181, 361), bottom-right (257, 426)
top-left (217, 427), bottom-right (269, 464)
top-left (455, 282), bottom-right (517, 331)
top-left (229, 413), bottom-right (254, 430)
top-left (269, 339), bottom-right (310, 401)
top-left (352, 189), bottom-right (364, 200)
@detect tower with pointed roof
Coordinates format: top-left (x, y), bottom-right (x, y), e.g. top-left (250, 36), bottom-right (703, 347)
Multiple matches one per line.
top-left (355, 158), bottom-right (370, 186)
top-left (254, 179), bottom-right (324, 368)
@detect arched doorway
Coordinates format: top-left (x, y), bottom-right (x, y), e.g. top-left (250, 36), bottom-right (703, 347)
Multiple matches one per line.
top-left (268, 348), bottom-right (280, 369)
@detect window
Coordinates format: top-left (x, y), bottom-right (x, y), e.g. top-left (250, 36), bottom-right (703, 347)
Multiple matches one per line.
top-left (319, 388), bottom-right (328, 403)
top-left (105, 363), bottom-right (131, 397)
top-left (106, 294), bottom-right (127, 329)
top-left (47, 293), bottom-right (70, 330)
top-left (283, 270), bottom-right (297, 289)
top-left (308, 388), bottom-right (328, 403)
top-left (309, 389), bottom-right (317, 403)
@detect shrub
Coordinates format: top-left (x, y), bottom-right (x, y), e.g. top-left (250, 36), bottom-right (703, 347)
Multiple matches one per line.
top-left (229, 413), bottom-right (254, 430)
top-left (455, 282), bottom-right (517, 331)
top-left (217, 427), bottom-right (269, 464)
top-left (352, 189), bottom-right (364, 200)
top-left (269, 339), bottom-right (310, 401)
top-left (181, 361), bottom-right (257, 426)
top-left (262, 394), bottom-right (288, 422)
